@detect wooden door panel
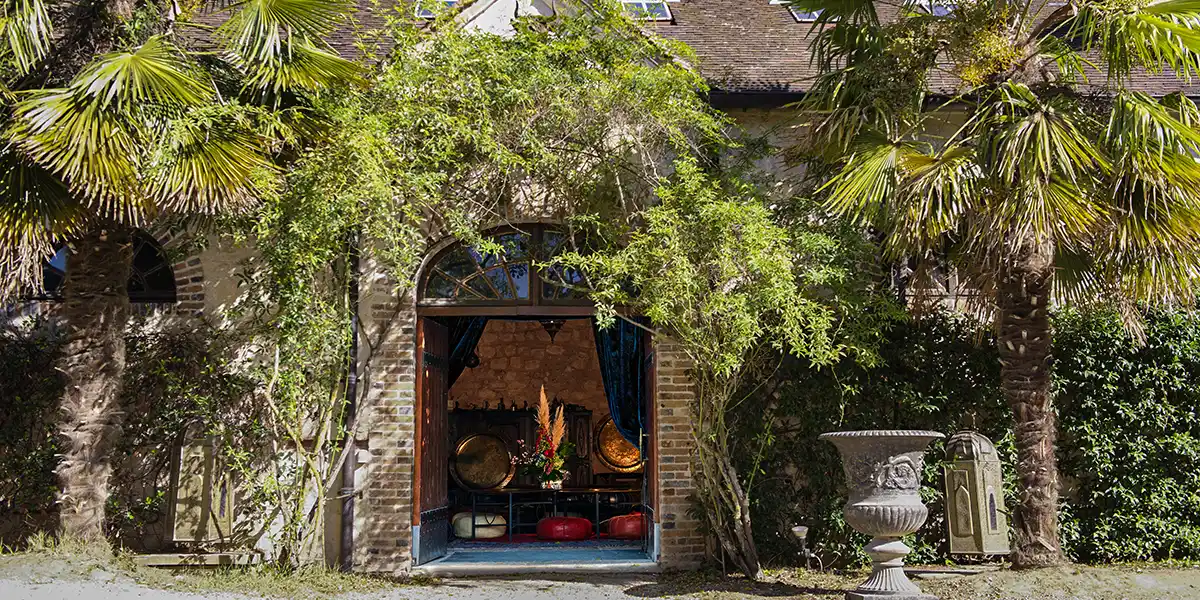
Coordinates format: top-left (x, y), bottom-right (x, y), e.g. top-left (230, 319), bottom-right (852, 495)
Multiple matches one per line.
top-left (414, 318), bottom-right (450, 565)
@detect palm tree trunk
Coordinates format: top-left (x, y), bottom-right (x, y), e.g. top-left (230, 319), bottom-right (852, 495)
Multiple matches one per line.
top-left (996, 236), bottom-right (1064, 568)
top-left (56, 226), bottom-right (133, 541)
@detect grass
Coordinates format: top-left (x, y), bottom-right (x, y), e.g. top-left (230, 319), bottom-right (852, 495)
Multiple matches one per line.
top-left (134, 565), bottom-right (405, 599)
top-left (0, 532), bottom-right (432, 599)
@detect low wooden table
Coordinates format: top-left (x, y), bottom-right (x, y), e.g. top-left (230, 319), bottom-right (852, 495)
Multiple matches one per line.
top-left (460, 487), bottom-right (641, 542)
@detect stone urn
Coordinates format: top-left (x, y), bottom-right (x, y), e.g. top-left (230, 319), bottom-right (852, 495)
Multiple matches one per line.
top-left (820, 430), bottom-right (945, 600)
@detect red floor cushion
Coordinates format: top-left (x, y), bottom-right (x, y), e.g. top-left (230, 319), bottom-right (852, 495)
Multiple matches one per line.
top-left (608, 512), bottom-right (647, 540)
top-left (536, 516), bottom-right (593, 541)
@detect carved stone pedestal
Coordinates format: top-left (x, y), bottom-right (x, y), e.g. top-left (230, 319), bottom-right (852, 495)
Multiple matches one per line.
top-left (820, 430), bottom-right (944, 600)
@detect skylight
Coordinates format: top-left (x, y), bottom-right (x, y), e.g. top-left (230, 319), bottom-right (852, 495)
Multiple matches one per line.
top-left (623, 1), bottom-right (673, 21)
top-left (788, 6), bottom-right (823, 21)
top-left (416, 0), bottom-right (457, 18)
top-left (769, 1), bottom-right (827, 22)
top-left (917, 0), bottom-right (954, 16)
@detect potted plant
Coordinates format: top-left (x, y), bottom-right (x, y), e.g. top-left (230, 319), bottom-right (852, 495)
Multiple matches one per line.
top-left (514, 387), bottom-right (574, 489)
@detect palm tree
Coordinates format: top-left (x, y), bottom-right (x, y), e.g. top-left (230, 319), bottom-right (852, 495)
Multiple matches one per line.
top-left (792, 0), bottom-right (1200, 567)
top-left (0, 0), bottom-right (359, 540)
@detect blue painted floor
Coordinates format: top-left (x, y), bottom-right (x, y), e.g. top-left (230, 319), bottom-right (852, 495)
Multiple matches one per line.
top-left (436, 548), bottom-right (650, 564)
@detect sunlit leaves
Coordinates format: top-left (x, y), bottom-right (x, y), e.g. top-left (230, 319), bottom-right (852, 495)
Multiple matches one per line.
top-left (1068, 0), bottom-right (1200, 81)
top-left (1, 0), bottom-right (52, 75)
top-left (216, 0), bottom-right (362, 92)
top-left (146, 109), bottom-right (277, 214)
top-left (72, 37), bottom-right (213, 109)
top-left (236, 41), bottom-right (364, 94)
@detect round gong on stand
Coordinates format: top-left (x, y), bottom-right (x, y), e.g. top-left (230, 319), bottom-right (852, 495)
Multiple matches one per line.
top-left (595, 416), bottom-right (643, 473)
top-left (451, 433), bottom-right (516, 490)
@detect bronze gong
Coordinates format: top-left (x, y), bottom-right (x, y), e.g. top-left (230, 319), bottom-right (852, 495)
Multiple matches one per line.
top-left (595, 416), bottom-right (643, 473)
top-left (451, 433), bottom-right (515, 490)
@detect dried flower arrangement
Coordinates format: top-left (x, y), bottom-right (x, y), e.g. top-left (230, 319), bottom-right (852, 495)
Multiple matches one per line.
top-left (513, 385), bottom-right (574, 488)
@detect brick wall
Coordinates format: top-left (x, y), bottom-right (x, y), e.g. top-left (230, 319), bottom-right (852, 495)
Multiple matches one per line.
top-left (654, 341), bottom-right (705, 568)
top-left (350, 251), bottom-right (707, 574)
top-left (355, 268), bottom-right (419, 572)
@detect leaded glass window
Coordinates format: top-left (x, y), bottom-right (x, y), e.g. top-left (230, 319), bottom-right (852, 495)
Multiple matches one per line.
top-left (420, 227), bottom-right (587, 306)
top-left (40, 231), bottom-right (177, 303)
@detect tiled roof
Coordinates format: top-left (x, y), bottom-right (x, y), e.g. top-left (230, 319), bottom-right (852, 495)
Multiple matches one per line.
top-left (646, 0), bottom-right (824, 95)
top-left (651, 0), bottom-right (1198, 98)
top-left (190, 0), bottom-right (1199, 99)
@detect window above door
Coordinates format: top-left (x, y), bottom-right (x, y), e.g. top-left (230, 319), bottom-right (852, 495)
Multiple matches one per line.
top-left (419, 226), bottom-right (589, 307)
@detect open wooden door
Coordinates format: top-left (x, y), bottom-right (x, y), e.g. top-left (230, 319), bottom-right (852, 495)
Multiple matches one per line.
top-left (413, 318), bottom-right (450, 565)
top-left (642, 334), bottom-right (659, 561)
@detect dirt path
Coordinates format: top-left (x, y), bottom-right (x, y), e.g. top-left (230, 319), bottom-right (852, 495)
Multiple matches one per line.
top-left (2, 553), bottom-right (1199, 600)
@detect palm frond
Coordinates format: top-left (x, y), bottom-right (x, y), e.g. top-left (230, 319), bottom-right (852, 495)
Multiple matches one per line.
top-left (0, 146), bottom-right (82, 300)
top-left (234, 41), bottom-right (364, 94)
top-left (216, 0), bottom-right (360, 92)
top-left (1105, 90), bottom-right (1200, 155)
top-left (889, 144), bottom-right (979, 252)
top-left (820, 131), bottom-right (907, 224)
top-left (981, 83), bottom-right (1107, 186)
top-left (9, 88), bottom-right (142, 217)
top-left (71, 36), bottom-right (213, 109)
top-left (7, 37), bottom-right (216, 218)
top-left (146, 113), bottom-right (277, 214)
top-left (1068, 0), bottom-right (1200, 81)
top-left (1036, 34), bottom-right (1089, 84)
top-left (1, 0), bottom-right (53, 75)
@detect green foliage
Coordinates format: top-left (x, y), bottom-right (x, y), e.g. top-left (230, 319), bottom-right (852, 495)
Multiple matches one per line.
top-left (562, 158), bottom-right (843, 375)
top-left (0, 319), bottom-right (64, 514)
top-left (744, 308), bottom-right (1200, 566)
top-left (0, 320), bottom-right (255, 548)
top-left (1054, 307), bottom-right (1200, 562)
top-left (223, 3), bottom-right (727, 563)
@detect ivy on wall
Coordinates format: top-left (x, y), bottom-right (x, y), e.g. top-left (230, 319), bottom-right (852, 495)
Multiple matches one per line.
top-left (0, 319), bottom-right (257, 550)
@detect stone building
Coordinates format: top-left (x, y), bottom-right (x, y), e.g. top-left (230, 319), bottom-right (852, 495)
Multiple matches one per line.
top-left (9, 0), bottom-right (1191, 577)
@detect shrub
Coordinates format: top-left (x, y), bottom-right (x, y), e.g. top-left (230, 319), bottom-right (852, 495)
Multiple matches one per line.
top-left (0, 319), bottom-right (65, 515)
top-left (743, 308), bottom-right (1200, 566)
top-left (0, 317), bottom-right (257, 550)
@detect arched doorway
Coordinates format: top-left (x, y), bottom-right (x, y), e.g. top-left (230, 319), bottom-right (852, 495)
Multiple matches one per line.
top-left (411, 226), bottom-right (656, 570)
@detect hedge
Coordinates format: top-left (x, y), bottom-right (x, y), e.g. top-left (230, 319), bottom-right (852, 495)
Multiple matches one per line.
top-left (740, 308), bottom-right (1200, 566)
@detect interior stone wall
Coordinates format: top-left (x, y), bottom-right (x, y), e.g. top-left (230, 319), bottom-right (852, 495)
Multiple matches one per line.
top-left (449, 318), bottom-right (620, 475)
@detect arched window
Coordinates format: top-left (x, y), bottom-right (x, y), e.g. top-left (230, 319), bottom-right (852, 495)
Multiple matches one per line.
top-left (419, 226), bottom-right (587, 307)
top-left (40, 231), bottom-right (178, 304)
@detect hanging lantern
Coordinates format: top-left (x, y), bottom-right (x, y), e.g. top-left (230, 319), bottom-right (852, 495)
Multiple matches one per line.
top-left (540, 318), bottom-right (565, 342)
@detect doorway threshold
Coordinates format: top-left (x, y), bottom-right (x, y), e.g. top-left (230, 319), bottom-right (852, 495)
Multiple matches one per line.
top-left (413, 548), bottom-right (658, 576)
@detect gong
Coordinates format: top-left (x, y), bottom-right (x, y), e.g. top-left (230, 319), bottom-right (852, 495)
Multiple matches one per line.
top-left (451, 433), bottom-right (515, 490)
top-left (595, 416), bottom-right (643, 473)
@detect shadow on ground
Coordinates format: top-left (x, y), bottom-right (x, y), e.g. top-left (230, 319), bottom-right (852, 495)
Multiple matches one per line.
top-left (622, 571), bottom-right (846, 598)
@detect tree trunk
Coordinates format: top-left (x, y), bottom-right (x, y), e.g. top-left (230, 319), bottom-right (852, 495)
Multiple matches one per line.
top-left (56, 226), bottom-right (133, 541)
top-left (996, 236), bottom-right (1064, 568)
top-left (691, 373), bottom-right (764, 580)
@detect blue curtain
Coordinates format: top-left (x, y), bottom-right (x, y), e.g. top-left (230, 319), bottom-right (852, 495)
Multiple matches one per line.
top-left (592, 318), bottom-right (646, 449)
top-left (437, 316), bottom-right (489, 386)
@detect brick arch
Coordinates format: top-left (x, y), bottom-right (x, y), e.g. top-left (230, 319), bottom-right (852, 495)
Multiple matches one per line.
top-left (151, 228), bottom-right (206, 318)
